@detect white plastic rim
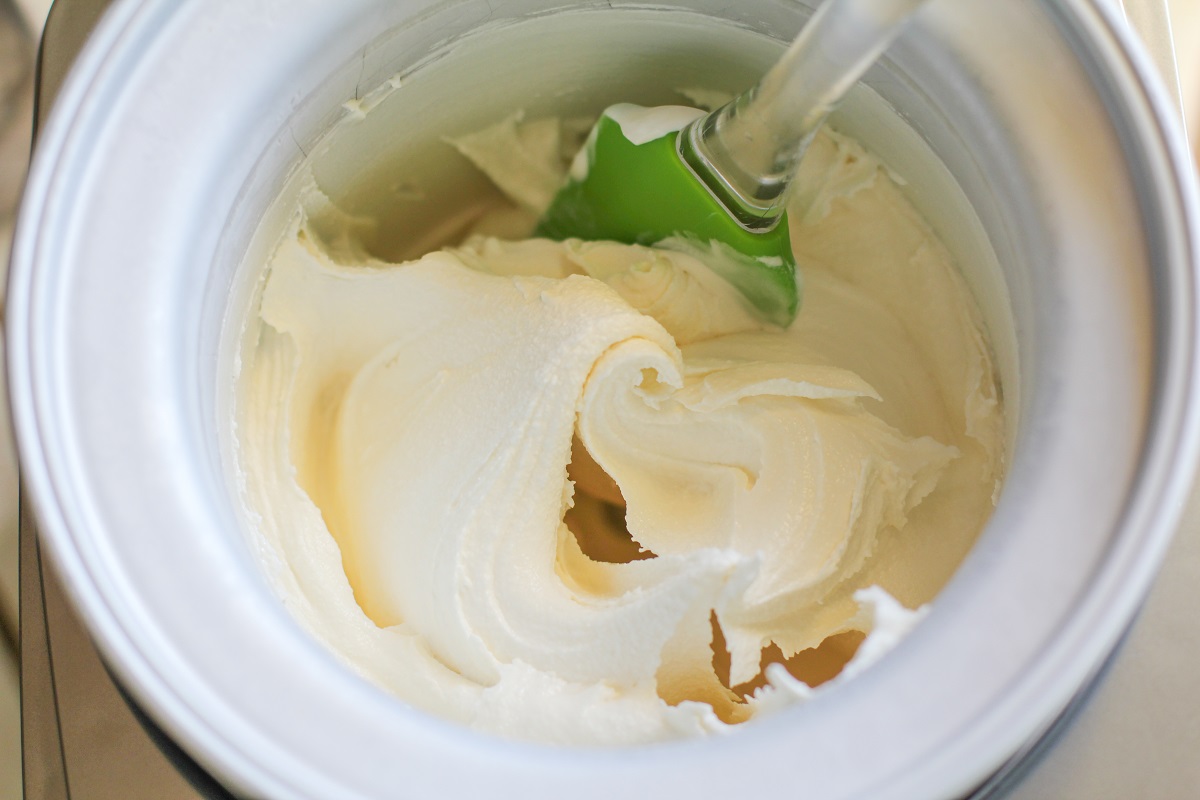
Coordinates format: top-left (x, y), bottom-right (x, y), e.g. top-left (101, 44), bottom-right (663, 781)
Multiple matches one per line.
top-left (7, 1), bottom-right (1200, 798)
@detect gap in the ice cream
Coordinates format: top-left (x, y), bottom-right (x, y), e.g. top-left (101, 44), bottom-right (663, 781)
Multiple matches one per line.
top-left (565, 435), bottom-right (655, 564)
top-left (566, 434), bottom-right (865, 712)
top-left (711, 617), bottom-right (865, 697)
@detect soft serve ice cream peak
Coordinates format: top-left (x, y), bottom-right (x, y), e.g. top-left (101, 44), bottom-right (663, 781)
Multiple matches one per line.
top-left (237, 105), bottom-right (1003, 745)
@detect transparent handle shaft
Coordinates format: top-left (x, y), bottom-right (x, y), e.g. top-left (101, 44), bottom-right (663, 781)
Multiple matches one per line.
top-left (681, 0), bottom-right (927, 230)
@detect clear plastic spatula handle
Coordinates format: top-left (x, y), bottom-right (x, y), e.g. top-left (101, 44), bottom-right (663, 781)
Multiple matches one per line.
top-left (680, 0), bottom-right (929, 231)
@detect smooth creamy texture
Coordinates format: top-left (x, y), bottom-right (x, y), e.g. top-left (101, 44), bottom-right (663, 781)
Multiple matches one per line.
top-left (238, 110), bottom-right (1003, 745)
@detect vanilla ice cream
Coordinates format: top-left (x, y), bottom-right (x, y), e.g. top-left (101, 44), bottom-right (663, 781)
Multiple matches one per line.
top-left (235, 107), bottom-right (1004, 746)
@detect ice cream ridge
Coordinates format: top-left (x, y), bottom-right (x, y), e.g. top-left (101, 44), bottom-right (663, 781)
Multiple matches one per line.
top-left (238, 104), bottom-right (1004, 745)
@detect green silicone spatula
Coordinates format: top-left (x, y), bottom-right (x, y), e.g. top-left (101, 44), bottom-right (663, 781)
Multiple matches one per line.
top-left (535, 0), bottom-right (928, 326)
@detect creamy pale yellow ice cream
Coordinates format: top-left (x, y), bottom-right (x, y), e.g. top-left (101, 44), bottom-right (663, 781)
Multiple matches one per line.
top-left (236, 108), bottom-right (1003, 745)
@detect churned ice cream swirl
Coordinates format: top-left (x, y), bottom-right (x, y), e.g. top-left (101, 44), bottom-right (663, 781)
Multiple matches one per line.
top-left (237, 110), bottom-right (1003, 745)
